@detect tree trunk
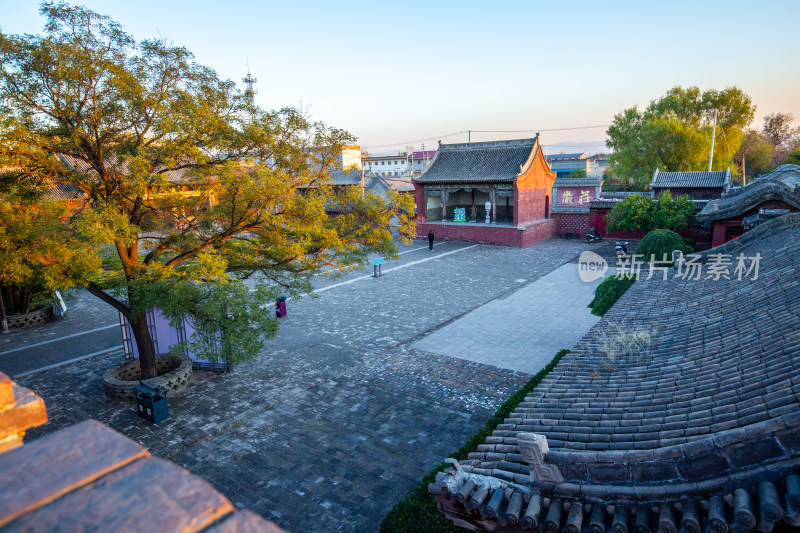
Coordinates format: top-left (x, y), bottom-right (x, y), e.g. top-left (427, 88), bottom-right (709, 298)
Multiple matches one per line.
top-left (130, 313), bottom-right (158, 379)
top-left (0, 290), bottom-right (8, 333)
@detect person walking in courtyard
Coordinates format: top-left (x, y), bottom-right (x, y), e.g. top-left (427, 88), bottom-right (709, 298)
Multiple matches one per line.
top-left (428, 231), bottom-right (435, 250)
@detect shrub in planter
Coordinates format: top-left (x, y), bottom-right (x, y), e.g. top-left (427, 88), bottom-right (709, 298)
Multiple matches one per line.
top-left (588, 274), bottom-right (637, 317)
top-left (634, 229), bottom-right (693, 263)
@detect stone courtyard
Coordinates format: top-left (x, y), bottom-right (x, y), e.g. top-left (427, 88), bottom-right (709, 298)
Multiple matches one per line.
top-left (7, 238), bottom-right (607, 532)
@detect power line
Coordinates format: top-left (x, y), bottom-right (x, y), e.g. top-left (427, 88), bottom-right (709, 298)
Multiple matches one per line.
top-left (364, 131), bottom-right (466, 151)
top-left (471, 125), bottom-right (609, 133)
top-left (363, 125), bottom-right (610, 152)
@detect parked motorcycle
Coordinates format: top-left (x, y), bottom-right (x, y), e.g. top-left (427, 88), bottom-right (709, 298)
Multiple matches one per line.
top-left (615, 241), bottom-right (629, 258)
top-left (585, 229), bottom-right (602, 243)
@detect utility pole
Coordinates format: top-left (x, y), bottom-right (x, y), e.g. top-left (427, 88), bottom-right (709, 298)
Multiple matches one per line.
top-left (708, 108), bottom-right (717, 172)
top-left (360, 151), bottom-right (365, 198)
top-left (743, 155), bottom-right (747, 186)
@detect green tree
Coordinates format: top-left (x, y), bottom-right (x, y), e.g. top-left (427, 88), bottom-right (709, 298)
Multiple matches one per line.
top-left (634, 229), bottom-right (693, 263)
top-left (606, 86), bottom-right (755, 188)
top-left (762, 112), bottom-right (800, 167)
top-left (735, 129), bottom-right (775, 181)
top-left (565, 169), bottom-right (587, 179)
top-left (0, 183), bottom-right (99, 320)
top-left (605, 192), bottom-right (695, 234)
top-left (0, 3), bottom-right (415, 377)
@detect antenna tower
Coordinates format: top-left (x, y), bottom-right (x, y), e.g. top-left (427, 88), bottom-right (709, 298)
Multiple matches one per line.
top-left (243, 59), bottom-right (257, 102)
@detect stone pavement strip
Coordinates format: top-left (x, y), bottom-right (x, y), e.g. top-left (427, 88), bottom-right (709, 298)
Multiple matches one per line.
top-left (412, 263), bottom-right (607, 374)
top-left (16, 238), bottom-right (603, 533)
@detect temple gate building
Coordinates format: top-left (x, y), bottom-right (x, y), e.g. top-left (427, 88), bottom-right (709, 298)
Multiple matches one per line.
top-left (413, 137), bottom-right (556, 247)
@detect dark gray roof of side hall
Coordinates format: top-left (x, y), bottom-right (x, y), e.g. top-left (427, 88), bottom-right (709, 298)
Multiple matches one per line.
top-left (328, 169), bottom-right (366, 186)
top-left (413, 138), bottom-right (538, 184)
top-left (552, 177), bottom-right (602, 187)
top-left (650, 168), bottom-right (732, 189)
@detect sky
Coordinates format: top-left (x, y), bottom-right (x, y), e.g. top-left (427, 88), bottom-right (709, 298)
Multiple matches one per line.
top-left (3, 0), bottom-right (799, 155)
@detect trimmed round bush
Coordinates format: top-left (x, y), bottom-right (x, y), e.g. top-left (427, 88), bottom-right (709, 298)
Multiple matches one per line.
top-left (588, 274), bottom-right (637, 317)
top-left (635, 229), bottom-right (693, 263)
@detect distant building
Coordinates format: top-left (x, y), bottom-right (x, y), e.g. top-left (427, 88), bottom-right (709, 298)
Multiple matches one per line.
top-left (340, 145), bottom-right (362, 170)
top-left (363, 150), bottom-right (436, 177)
top-left (544, 153), bottom-right (608, 180)
top-left (363, 153), bottom-right (407, 177)
top-left (410, 150), bottom-right (437, 176)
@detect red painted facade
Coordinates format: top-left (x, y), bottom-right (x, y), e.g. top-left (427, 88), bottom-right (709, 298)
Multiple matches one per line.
top-left (514, 149), bottom-right (555, 227)
top-left (416, 219), bottom-right (556, 247)
top-left (708, 199), bottom-right (798, 247)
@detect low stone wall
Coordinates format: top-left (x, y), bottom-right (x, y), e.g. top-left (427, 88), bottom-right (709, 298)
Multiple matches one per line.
top-left (416, 219), bottom-right (556, 248)
top-left (102, 356), bottom-right (193, 401)
top-left (6, 307), bottom-right (54, 329)
top-left (553, 212), bottom-right (589, 235)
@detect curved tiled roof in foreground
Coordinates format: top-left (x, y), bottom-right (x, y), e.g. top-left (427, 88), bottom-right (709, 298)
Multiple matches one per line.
top-left (697, 165), bottom-right (800, 222)
top-left (430, 213), bottom-right (800, 531)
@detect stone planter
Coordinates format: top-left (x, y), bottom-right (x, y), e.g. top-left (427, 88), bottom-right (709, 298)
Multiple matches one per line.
top-left (6, 306), bottom-right (54, 329)
top-left (103, 355), bottom-right (192, 401)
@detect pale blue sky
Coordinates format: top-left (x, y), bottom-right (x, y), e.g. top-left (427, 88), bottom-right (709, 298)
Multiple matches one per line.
top-left (4, 1), bottom-right (799, 154)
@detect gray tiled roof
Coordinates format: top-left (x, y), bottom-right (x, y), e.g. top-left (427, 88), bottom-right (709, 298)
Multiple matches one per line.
top-left (552, 177), bottom-right (602, 187)
top-left (650, 168), bottom-right (732, 189)
top-left (696, 172), bottom-right (800, 222)
top-left (600, 191), bottom-right (652, 199)
top-left (752, 163), bottom-right (800, 189)
top-left (328, 170), bottom-right (365, 186)
top-left (380, 176), bottom-right (414, 192)
top-left (431, 212), bottom-right (800, 531)
top-left (57, 153), bottom-right (192, 183)
top-left (413, 138), bottom-right (538, 184)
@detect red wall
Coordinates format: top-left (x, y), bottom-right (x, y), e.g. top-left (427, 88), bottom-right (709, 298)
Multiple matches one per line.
top-left (416, 219), bottom-right (556, 248)
top-left (414, 184), bottom-right (425, 220)
top-left (514, 147), bottom-right (556, 226)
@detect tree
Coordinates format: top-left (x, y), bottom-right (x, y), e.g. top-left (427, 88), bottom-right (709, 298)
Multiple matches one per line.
top-left (735, 129), bottom-right (775, 181)
top-left (762, 113), bottom-right (800, 151)
top-left (733, 114), bottom-right (800, 180)
top-left (605, 192), bottom-right (695, 234)
top-left (762, 113), bottom-right (800, 167)
top-left (0, 182), bottom-right (99, 318)
top-left (564, 169), bottom-right (587, 179)
top-left (606, 86), bottom-right (755, 189)
top-left (0, 3), bottom-right (414, 378)
top-left (634, 229), bottom-right (693, 262)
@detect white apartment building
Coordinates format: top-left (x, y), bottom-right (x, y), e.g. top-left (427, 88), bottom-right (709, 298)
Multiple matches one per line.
top-left (362, 149), bottom-right (437, 177)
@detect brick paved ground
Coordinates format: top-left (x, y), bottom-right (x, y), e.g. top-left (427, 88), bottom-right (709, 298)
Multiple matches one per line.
top-left (18, 238), bottom-right (604, 532)
top-left (412, 263), bottom-right (609, 374)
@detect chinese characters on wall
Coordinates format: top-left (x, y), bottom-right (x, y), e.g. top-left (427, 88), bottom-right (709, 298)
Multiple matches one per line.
top-left (557, 187), bottom-right (594, 207)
